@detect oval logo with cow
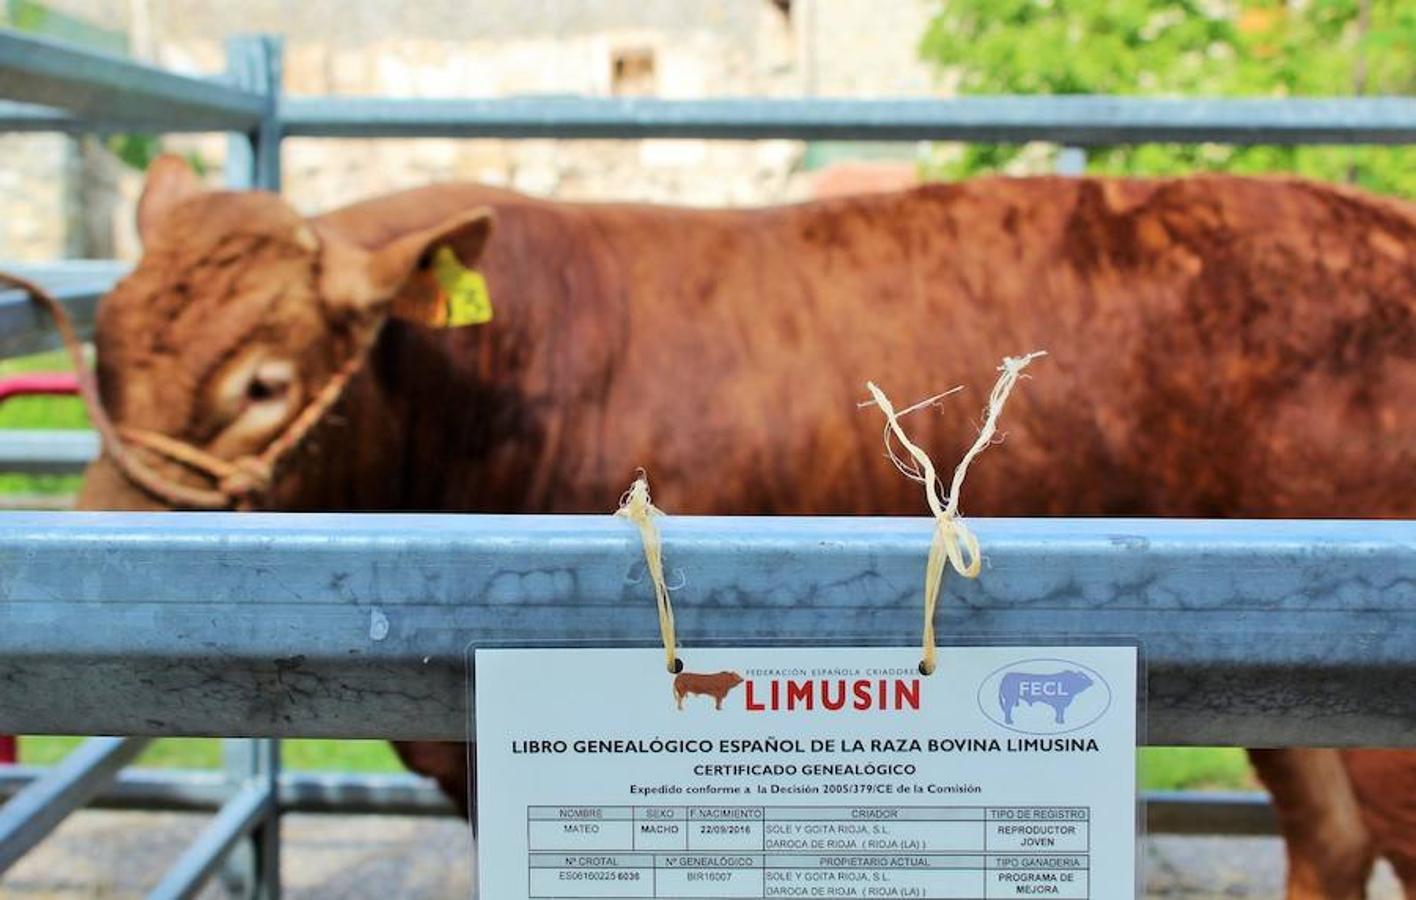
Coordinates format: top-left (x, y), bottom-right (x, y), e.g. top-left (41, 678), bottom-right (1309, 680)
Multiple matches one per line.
top-left (976, 658), bottom-right (1112, 735)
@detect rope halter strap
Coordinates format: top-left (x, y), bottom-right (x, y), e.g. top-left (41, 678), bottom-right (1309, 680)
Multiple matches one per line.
top-left (0, 270), bottom-right (380, 511)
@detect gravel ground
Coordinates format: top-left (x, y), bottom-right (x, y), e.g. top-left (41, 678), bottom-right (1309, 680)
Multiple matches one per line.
top-left (0, 810), bottom-right (1403, 898)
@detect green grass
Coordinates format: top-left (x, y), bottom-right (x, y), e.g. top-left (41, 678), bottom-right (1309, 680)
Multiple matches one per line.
top-left (20, 737), bottom-right (405, 773)
top-left (0, 350), bottom-right (86, 427)
top-left (16, 737), bottom-right (1257, 789)
top-left (0, 350), bottom-right (87, 497)
top-left (1140, 747), bottom-right (1257, 791)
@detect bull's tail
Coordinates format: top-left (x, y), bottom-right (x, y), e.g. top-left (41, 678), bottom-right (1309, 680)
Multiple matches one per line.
top-left (999, 683), bottom-right (1013, 724)
top-left (673, 681), bottom-right (684, 710)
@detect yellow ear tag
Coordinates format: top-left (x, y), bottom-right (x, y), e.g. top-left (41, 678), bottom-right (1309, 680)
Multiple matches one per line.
top-left (432, 245), bottom-right (493, 327)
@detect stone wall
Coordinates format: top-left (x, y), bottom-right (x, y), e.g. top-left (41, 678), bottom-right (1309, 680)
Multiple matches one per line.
top-left (0, 135), bottom-right (73, 261)
top-left (5, 0), bottom-right (942, 261)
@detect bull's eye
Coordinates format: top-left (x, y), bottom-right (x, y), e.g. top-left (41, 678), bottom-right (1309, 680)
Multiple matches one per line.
top-left (245, 361), bottom-right (295, 405)
top-left (247, 377), bottom-right (285, 402)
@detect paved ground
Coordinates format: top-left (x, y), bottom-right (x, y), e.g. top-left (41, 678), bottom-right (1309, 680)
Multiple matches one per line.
top-left (0, 810), bottom-right (1403, 898)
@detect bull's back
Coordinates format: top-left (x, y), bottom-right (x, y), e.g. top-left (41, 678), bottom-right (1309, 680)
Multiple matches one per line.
top-left (356, 176), bottom-right (1413, 522)
top-left (513, 177), bottom-right (1412, 519)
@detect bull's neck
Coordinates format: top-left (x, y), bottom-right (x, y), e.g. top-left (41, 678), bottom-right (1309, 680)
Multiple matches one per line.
top-left (294, 308), bottom-right (586, 513)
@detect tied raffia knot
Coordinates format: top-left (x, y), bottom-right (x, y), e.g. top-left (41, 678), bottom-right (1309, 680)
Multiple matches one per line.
top-left (862, 351), bottom-right (1046, 676)
top-left (615, 472), bottom-right (679, 674)
top-left (932, 516), bottom-right (982, 578)
top-left (219, 457), bottom-right (274, 504)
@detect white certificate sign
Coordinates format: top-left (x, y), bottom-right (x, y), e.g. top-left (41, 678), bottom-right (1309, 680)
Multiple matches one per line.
top-left (476, 646), bottom-right (1137, 899)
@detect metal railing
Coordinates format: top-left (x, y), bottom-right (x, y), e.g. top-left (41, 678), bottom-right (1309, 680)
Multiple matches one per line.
top-left (279, 94), bottom-right (1416, 143)
top-left (1, 514), bottom-right (1412, 745)
top-left (0, 429), bottom-right (96, 475)
top-left (0, 260), bottom-right (126, 358)
top-left (0, 24), bottom-right (1414, 898)
top-left (0, 32), bottom-right (284, 898)
top-left (0, 31), bottom-right (264, 132)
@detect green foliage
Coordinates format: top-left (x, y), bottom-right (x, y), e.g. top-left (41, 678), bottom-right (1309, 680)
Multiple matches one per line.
top-left (105, 133), bottom-right (165, 172)
top-left (104, 135), bottom-right (209, 175)
top-left (3, 0), bottom-right (128, 54)
top-left (919, 0), bottom-right (1416, 196)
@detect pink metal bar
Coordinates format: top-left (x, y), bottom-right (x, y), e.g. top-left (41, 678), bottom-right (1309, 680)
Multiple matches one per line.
top-left (0, 373), bottom-right (79, 403)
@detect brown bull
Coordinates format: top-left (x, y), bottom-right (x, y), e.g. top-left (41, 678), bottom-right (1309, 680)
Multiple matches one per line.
top-left (78, 156), bottom-right (1413, 897)
top-left (674, 671), bottom-right (745, 710)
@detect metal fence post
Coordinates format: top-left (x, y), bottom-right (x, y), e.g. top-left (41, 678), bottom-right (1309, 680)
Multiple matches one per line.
top-left (1056, 145), bottom-right (1087, 175)
top-left (0, 737), bottom-right (150, 872)
top-left (225, 35), bottom-right (283, 192)
top-left (217, 37), bottom-right (285, 899)
top-left (219, 739), bottom-right (280, 900)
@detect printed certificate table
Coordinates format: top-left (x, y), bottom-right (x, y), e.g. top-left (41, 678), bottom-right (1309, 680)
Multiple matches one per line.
top-left (527, 804), bottom-right (1090, 898)
top-left (477, 647), bottom-right (1136, 899)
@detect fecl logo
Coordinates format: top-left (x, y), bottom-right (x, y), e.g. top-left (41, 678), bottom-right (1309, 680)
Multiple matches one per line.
top-left (976, 658), bottom-right (1112, 735)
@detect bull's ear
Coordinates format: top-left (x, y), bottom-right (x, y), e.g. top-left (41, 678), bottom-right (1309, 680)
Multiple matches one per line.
top-left (315, 207), bottom-right (495, 328)
top-left (332, 207), bottom-right (496, 328)
top-left (137, 154), bottom-right (205, 244)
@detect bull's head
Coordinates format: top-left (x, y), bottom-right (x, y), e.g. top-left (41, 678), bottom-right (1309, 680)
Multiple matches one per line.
top-left (76, 155), bottom-right (494, 511)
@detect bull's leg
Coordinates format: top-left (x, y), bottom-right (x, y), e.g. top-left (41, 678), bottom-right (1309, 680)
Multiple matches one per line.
top-left (394, 740), bottom-right (473, 823)
top-left (1055, 706), bottom-right (1065, 725)
top-left (1341, 750), bottom-right (1416, 899)
top-left (1249, 748), bottom-right (1373, 899)
top-left (715, 695), bottom-right (723, 710)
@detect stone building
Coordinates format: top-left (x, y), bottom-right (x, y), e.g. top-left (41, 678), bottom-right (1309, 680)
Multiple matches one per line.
top-left (1, 0), bottom-right (941, 261)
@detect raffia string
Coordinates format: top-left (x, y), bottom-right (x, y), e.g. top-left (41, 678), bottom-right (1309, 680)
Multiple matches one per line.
top-left (615, 472), bottom-right (679, 673)
top-left (861, 351), bottom-right (1046, 675)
